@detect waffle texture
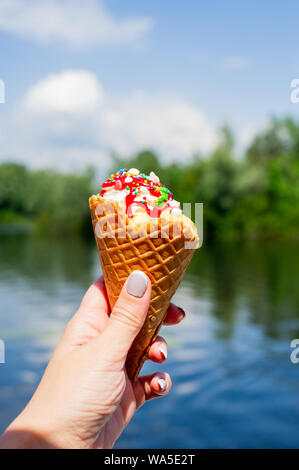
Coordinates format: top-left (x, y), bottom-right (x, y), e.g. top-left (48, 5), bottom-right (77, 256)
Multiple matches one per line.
top-left (89, 195), bottom-right (199, 382)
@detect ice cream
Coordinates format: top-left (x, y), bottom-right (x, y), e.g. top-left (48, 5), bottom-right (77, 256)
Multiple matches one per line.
top-left (99, 168), bottom-right (182, 218)
top-left (90, 168), bottom-right (199, 382)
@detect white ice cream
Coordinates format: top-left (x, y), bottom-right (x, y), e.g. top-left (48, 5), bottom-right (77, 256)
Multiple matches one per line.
top-left (101, 188), bottom-right (129, 201)
top-left (101, 169), bottom-right (182, 216)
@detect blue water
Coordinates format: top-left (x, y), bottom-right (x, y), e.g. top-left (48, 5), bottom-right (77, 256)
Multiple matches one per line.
top-left (0, 236), bottom-right (298, 448)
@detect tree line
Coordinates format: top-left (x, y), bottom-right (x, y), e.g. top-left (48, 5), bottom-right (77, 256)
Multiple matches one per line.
top-left (1, 117), bottom-right (299, 239)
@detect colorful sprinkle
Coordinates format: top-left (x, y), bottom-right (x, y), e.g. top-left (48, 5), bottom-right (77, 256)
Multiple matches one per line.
top-left (99, 168), bottom-right (178, 218)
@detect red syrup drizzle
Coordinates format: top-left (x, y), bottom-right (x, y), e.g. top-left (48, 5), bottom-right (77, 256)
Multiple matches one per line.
top-left (100, 169), bottom-right (173, 218)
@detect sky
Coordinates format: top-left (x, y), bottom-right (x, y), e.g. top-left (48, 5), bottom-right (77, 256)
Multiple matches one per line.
top-left (0, 0), bottom-right (298, 171)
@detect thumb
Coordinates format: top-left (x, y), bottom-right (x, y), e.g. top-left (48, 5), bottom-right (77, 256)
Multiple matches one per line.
top-left (101, 270), bottom-right (151, 364)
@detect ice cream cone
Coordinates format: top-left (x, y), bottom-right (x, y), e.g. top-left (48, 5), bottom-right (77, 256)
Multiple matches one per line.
top-left (89, 195), bottom-right (199, 383)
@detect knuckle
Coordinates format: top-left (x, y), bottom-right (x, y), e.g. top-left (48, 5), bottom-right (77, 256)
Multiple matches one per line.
top-left (63, 318), bottom-right (77, 337)
top-left (112, 304), bottom-right (142, 330)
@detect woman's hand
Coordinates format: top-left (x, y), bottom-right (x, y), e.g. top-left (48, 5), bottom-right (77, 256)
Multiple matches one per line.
top-left (0, 271), bottom-right (185, 449)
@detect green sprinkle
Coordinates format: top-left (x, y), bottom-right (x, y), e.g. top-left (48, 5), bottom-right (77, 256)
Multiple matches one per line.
top-left (126, 186), bottom-right (130, 190)
top-left (155, 195), bottom-right (166, 207)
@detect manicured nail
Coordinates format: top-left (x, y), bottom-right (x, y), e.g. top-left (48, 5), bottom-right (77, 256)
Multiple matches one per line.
top-left (126, 271), bottom-right (148, 298)
top-left (178, 307), bottom-right (186, 319)
top-left (159, 344), bottom-right (168, 360)
top-left (157, 378), bottom-right (167, 392)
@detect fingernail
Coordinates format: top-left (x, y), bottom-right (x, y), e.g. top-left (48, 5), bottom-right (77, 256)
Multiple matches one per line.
top-left (157, 378), bottom-right (167, 392)
top-left (158, 344), bottom-right (168, 360)
top-left (178, 307), bottom-right (186, 319)
top-left (126, 271), bottom-right (148, 298)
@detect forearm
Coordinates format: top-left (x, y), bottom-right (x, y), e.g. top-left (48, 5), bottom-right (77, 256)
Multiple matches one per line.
top-left (0, 410), bottom-right (54, 449)
top-left (0, 422), bottom-right (43, 449)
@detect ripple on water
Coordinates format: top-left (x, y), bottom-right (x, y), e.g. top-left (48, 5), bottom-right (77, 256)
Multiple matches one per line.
top-left (1, 238), bottom-right (299, 448)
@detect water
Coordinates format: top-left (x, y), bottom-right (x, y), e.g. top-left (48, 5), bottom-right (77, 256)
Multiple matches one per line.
top-left (0, 235), bottom-right (298, 448)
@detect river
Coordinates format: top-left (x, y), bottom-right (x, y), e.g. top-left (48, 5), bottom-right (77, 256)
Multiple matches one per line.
top-left (0, 235), bottom-right (298, 448)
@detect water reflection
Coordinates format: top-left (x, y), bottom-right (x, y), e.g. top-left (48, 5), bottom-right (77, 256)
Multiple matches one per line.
top-left (0, 235), bottom-right (95, 287)
top-left (189, 241), bottom-right (299, 340)
top-left (0, 235), bottom-right (299, 448)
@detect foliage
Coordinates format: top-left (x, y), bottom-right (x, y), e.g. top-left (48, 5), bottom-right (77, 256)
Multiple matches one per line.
top-left (1, 117), bottom-right (299, 239)
top-left (115, 117), bottom-right (299, 240)
top-left (0, 164), bottom-right (95, 236)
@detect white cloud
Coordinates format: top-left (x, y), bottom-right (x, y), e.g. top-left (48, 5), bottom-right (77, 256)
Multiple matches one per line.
top-left (0, 0), bottom-right (153, 47)
top-left (99, 91), bottom-right (218, 158)
top-left (5, 70), bottom-right (219, 170)
top-left (23, 70), bottom-right (104, 114)
top-left (223, 56), bottom-right (250, 70)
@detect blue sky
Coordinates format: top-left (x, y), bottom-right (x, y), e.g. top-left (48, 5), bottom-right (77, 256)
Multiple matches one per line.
top-left (0, 0), bottom-right (298, 170)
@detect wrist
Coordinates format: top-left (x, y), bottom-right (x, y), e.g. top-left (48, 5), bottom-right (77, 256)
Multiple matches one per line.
top-left (0, 424), bottom-right (44, 449)
top-left (0, 409), bottom-right (55, 449)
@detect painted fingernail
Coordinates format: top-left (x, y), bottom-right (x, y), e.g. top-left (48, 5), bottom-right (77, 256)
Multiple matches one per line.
top-left (158, 344), bottom-right (168, 360)
top-left (157, 378), bottom-right (167, 392)
top-left (178, 307), bottom-right (186, 319)
top-left (126, 271), bottom-right (148, 298)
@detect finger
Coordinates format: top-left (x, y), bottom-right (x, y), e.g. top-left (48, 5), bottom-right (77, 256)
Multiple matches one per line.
top-left (80, 276), bottom-right (110, 314)
top-left (147, 336), bottom-right (168, 363)
top-left (64, 277), bottom-right (110, 346)
top-left (100, 271), bottom-right (151, 366)
top-left (133, 372), bottom-right (172, 409)
top-left (163, 303), bottom-right (185, 326)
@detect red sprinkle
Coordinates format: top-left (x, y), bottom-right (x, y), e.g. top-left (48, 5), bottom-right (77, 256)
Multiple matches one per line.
top-left (100, 170), bottom-right (173, 218)
top-left (115, 180), bottom-right (122, 190)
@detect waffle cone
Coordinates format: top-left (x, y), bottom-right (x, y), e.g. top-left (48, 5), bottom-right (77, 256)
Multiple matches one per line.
top-left (89, 195), bottom-right (199, 383)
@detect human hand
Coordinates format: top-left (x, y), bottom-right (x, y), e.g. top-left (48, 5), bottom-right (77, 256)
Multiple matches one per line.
top-left (0, 271), bottom-right (185, 449)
